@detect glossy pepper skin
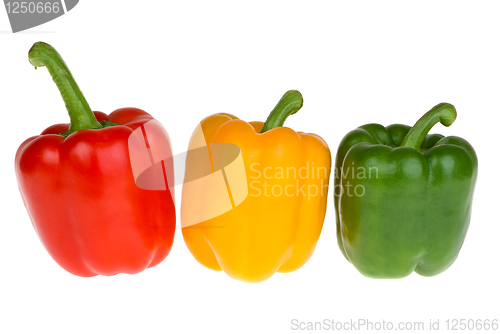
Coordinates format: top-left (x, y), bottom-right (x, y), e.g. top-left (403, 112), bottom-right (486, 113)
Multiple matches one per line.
top-left (15, 42), bottom-right (175, 277)
top-left (182, 91), bottom-right (331, 283)
top-left (335, 103), bottom-right (477, 279)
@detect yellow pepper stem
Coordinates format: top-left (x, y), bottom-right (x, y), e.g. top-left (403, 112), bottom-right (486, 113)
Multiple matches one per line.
top-left (261, 90), bottom-right (303, 133)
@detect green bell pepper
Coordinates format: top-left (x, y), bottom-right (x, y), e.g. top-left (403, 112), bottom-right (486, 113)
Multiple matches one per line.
top-left (334, 103), bottom-right (478, 278)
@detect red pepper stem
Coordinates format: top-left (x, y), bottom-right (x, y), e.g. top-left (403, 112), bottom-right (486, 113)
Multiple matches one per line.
top-left (28, 42), bottom-right (102, 135)
top-left (400, 103), bottom-right (457, 151)
top-left (261, 90), bottom-right (303, 133)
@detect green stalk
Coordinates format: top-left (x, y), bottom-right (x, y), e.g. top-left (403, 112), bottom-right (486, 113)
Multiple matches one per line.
top-left (401, 103), bottom-right (457, 151)
top-left (28, 42), bottom-right (103, 136)
top-left (261, 90), bottom-right (303, 133)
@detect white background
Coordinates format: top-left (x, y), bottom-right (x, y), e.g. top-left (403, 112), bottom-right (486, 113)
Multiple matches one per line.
top-left (1, 1), bottom-right (498, 333)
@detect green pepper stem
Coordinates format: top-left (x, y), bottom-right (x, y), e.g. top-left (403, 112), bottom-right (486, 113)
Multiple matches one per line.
top-left (400, 103), bottom-right (457, 150)
top-left (28, 42), bottom-right (102, 135)
top-left (260, 90), bottom-right (303, 133)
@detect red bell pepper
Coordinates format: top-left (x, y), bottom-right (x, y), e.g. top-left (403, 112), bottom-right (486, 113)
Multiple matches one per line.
top-left (15, 42), bottom-right (175, 277)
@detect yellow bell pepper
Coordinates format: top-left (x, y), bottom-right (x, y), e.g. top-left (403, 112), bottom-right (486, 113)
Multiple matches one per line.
top-left (181, 91), bottom-right (331, 283)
